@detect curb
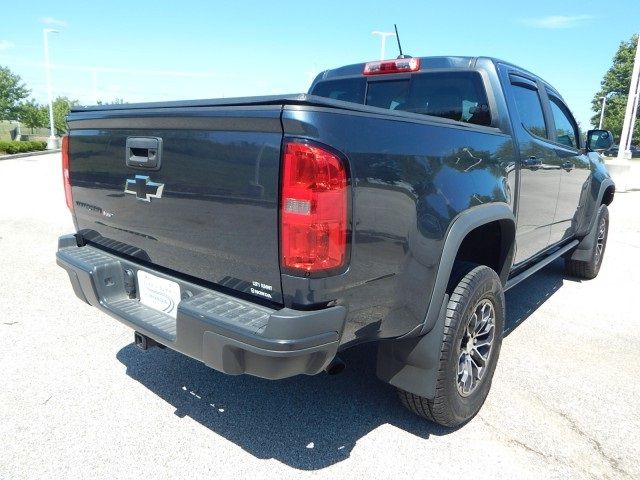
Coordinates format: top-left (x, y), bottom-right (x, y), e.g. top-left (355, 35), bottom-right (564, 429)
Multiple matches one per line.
top-left (0, 149), bottom-right (61, 161)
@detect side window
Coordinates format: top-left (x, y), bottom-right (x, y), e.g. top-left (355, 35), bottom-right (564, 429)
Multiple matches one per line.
top-left (549, 97), bottom-right (579, 149)
top-left (511, 84), bottom-right (547, 139)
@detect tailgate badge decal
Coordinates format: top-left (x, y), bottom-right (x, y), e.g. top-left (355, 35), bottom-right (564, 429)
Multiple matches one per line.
top-left (124, 175), bottom-right (164, 202)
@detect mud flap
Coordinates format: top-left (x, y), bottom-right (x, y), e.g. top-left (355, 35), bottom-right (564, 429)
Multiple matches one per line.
top-left (376, 294), bottom-right (449, 399)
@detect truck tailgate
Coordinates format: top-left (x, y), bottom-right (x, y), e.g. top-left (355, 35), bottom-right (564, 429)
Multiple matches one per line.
top-left (67, 106), bottom-right (284, 304)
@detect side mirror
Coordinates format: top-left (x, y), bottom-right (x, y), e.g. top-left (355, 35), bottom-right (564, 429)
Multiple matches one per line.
top-left (586, 129), bottom-right (614, 152)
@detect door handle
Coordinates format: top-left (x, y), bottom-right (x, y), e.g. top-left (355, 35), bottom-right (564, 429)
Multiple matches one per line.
top-left (126, 136), bottom-right (163, 170)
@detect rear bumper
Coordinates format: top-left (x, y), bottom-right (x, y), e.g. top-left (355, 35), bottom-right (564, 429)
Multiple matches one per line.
top-left (56, 235), bottom-right (346, 379)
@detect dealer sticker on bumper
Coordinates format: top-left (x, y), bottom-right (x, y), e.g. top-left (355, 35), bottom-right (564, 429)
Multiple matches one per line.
top-left (137, 270), bottom-right (181, 319)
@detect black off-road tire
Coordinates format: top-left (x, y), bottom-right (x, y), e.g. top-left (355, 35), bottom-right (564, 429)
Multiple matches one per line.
top-left (398, 265), bottom-right (505, 427)
top-left (565, 204), bottom-right (609, 280)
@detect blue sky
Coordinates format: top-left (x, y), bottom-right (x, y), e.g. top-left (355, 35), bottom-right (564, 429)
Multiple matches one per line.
top-left (1, 0), bottom-right (639, 128)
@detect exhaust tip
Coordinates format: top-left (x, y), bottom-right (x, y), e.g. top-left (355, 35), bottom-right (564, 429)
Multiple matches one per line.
top-left (325, 357), bottom-right (346, 375)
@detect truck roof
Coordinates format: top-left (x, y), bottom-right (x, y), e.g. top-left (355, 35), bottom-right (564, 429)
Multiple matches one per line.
top-left (314, 55), bottom-right (549, 88)
top-left (312, 55), bottom-right (559, 96)
top-left (317, 56), bottom-right (480, 79)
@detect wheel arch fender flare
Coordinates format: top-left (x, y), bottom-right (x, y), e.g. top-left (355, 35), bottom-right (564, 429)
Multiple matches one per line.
top-left (422, 203), bottom-right (515, 336)
top-left (571, 178), bottom-right (614, 262)
top-left (597, 178), bottom-right (615, 206)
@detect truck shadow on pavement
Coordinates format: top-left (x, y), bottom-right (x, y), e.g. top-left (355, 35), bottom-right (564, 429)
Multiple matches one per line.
top-left (116, 258), bottom-right (572, 470)
top-left (117, 342), bottom-right (443, 470)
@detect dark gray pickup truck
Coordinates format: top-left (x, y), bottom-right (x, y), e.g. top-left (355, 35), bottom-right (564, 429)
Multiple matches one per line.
top-left (57, 56), bottom-right (615, 427)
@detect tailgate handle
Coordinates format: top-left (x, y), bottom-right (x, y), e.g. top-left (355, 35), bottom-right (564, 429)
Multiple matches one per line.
top-left (126, 137), bottom-right (163, 170)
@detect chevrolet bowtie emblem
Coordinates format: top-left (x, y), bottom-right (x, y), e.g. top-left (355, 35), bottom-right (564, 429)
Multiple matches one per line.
top-left (124, 175), bottom-right (164, 202)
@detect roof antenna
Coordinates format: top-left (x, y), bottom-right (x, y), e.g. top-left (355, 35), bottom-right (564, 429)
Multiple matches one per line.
top-left (394, 24), bottom-right (410, 58)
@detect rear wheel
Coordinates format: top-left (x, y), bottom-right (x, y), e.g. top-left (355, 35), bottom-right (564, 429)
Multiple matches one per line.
top-left (565, 205), bottom-right (609, 279)
top-left (398, 265), bottom-right (504, 427)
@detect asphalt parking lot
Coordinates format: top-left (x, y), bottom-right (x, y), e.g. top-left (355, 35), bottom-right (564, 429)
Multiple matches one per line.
top-left (1, 152), bottom-right (638, 479)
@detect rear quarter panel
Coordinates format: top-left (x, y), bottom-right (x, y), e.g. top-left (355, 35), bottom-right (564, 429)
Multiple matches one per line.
top-left (281, 107), bottom-right (516, 345)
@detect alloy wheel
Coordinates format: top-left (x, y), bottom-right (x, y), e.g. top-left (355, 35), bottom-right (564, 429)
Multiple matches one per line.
top-left (457, 299), bottom-right (496, 397)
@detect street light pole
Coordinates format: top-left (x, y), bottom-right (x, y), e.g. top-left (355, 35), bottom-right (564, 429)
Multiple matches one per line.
top-left (43, 28), bottom-right (59, 150)
top-left (598, 94), bottom-right (610, 130)
top-left (371, 31), bottom-right (396, 60)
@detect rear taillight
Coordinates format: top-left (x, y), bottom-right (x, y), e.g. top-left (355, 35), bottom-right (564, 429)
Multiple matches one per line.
top-left (363, 57), bottom-right (420, 75)
top-left (61, 135), bottom-right (73, 210)
top-left (280, 140), bottom-right (348, 274)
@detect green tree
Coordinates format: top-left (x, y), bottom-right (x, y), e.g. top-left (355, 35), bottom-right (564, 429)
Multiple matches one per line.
top-left (52, 96), bottom-right (79, 134)
top-left (96, 98), bottom-right (126, 105)
top-left (0, 65), bottom-right (30, 120)
top-left (591, 34), bottom-right (639, 142)
top-left (18, 99), bottom-right (47, 133)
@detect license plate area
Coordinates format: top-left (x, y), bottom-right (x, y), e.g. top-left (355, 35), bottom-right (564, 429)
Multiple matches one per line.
top-left (137, 270), bottom-right (181, 319)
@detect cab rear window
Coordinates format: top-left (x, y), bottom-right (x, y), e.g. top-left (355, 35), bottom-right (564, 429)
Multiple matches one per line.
top-left (310, 71), bottom-right (491, 127)
top-left (310, 78), bottom-right (366, 104)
